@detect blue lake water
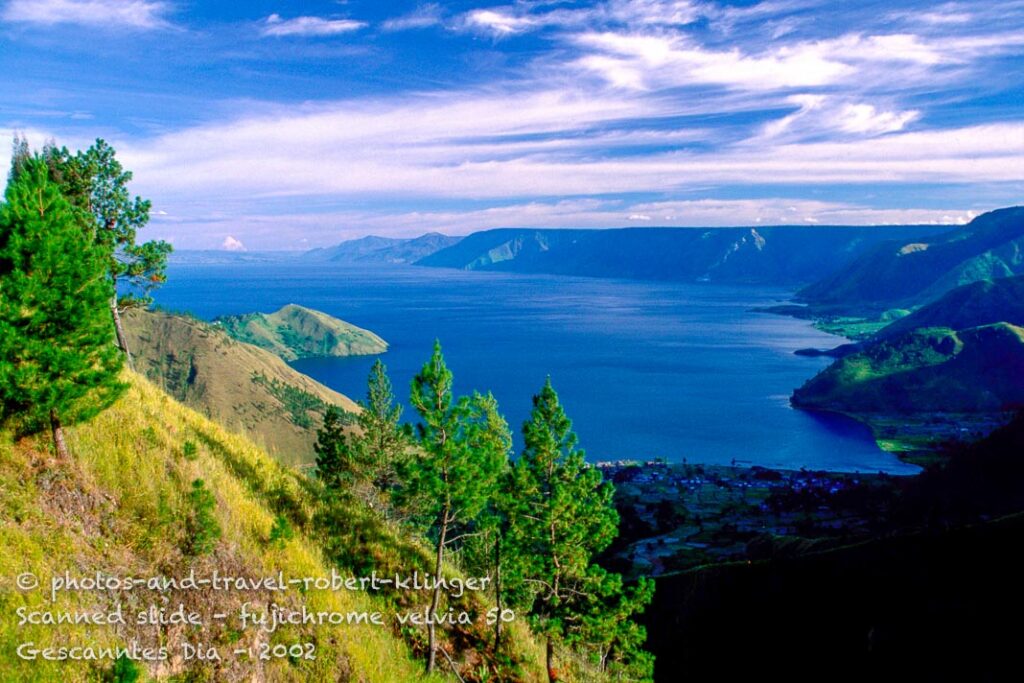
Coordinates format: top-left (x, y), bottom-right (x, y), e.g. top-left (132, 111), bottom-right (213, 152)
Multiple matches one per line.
top-left (156, 262), bottom-right (919, 474)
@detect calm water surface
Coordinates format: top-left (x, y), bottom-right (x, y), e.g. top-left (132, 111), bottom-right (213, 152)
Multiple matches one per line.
top-left (156, 262), bottom-right (918, 474)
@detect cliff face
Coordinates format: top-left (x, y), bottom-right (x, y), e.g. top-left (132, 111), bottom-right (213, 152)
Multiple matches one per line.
top-left (416, 224), bottom-right (951, 285)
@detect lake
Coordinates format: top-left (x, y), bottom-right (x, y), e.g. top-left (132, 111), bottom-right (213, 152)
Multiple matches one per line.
top-left (156, 262), bottom-right (918, 474)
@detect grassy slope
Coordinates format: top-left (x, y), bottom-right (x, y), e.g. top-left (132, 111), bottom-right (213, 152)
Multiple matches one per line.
top-left (0, 376), bottom-right (441, 683)
top-left (123, 309), bottom-right (359, 466)
top-left (0, 375), bottom-right (551, 682)
top-left (793, 323), bottom-right (1024, 414)
top-left (874, 275), bottom-right (1024, 340)
top-left (215, 305), bottom-right (387, 361)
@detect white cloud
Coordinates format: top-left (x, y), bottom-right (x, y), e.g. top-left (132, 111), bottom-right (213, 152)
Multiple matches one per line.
top-left (261, 13), bottom-right (365, 37)
top-left (457, 0), bottom-right (703, 37)
top-left (758, 95), bottom-right (919, 140)
top-left (462, 9), bottom-right (536, 36)
top-left (837, 103), bottom-right (919, 134)
top-left (625, 199), bottom-right (979, 227)
top-left (573, 32), bottom-right (854, 90)
top-left (2, 0), bottom-right (171, 29)
top-left (382, 4), bottom-right (443, 31)
top-left (220, 235), bottom-right (246, 251)
top-left (103, 83), bottom-right (1024, 214)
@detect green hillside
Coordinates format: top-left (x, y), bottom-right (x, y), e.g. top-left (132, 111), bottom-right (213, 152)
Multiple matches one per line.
top-left (123, 309), bottom-right (360, 466)
top-left (792, 323), bottom-right (1024, 415)
top-left (798, 206), bottom-right (1024, 312)
top-left (874, 275), bottom-right (1024, 340)
top-left (0, 374), bottom-right (552, 683)
top-left (215, 304), bottom-right (387, 362)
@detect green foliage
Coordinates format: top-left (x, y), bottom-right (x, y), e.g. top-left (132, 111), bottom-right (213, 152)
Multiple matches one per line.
top-left (269, 514), bottom-right (295, 549)
top-left (0, 157), bottom-right (126, 438)
top-left (399, 340), bottom-right (512, 671)
top-left (106, 654), bottom-right (143, 683)
top-left (506, 378), bottom-right (653, 681)
top-left (314, 405), bottom-right (365, 487)
top-left (182, 439), bottom-right (199, 460)
top-left (400, 341), bottom-right (510, 536)
top-left (359, 359), bottom-right (408, 489)
top-left (38, 138), bottom-right (172, 307)
top-left (251, 371), bottom-right (338, 428)
top-left (186, 478), bottom-right (221, 556)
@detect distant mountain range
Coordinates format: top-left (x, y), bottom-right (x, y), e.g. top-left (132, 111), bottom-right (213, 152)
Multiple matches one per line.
top-left (303, 232), bottom-right (461, 264)
top-left (415, 225), bottom-right (952, 285)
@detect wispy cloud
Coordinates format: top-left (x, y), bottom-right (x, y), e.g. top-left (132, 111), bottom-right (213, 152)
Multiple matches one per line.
top-left (1, 0), bottom-right (172, 29)
top-left (381, 4), bottom-right (443, 32)
top-left (9, 0), bottom-right (1024, 248)
top-left (261, 13), bottom-right (365, 38)
top-left (461, 9), bottom-right (537, 36)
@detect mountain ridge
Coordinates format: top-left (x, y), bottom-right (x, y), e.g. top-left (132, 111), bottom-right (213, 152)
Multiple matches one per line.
top-left (798, 206), bottom-right (1024, 311)
top-left (416, 224), bottom-right (955, 284)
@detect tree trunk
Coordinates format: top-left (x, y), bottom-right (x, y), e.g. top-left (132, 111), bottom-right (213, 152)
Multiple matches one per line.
top-left (494, 538), bottom-right (503, 653)
top-left (50, 410), bottom-right (69, 459)
top-left (427, 513), bottom-right (448, 673)
top-left (546, 637), bottom-right (558, 683)
top-left (110, 295), bottom-right (133, 369)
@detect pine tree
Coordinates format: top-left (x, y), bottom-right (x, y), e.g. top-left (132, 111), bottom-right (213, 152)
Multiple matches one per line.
top-left (314, 405), bottom-right (364, 489)
top-left (0, 157), bottom-right (126, 457)
top-left (507, 378), bottom-right (652, 682)
top-left (358, 359), bottom-right (407, 490)
top-left (34, 139), bottom-right (172, 366)
top-left (399, 341), bottom-right (510, 672)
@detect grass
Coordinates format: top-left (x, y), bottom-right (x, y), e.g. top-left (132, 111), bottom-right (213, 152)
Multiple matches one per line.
top-left (215, 304), bottom-right (388, 362)
top-left (0, 374), bottom-right (563, 682)
top-left (123, 309), bottom-right (359, 465)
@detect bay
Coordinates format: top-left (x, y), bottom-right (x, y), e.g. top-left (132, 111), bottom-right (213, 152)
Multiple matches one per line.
top-left (156, 262), bottom-right (918, 474)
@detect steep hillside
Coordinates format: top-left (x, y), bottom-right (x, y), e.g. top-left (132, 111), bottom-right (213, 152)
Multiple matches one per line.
top-left (874, 275), bottom-right (1024, 340)
top-left (305, 233), bottom-right (461, 264)
top-left (792, 324), bottom-right (1024, 414)
top-left (0, 376), bottom-right (449, 683)
top-left (123, 309), bottom-right (359, 466)
top-left (214, 304), bottom-right (387, 361)
top-left (799, 206), bottom-right (1024, 311)
top-left (416, 225), bottom-right (950, 285)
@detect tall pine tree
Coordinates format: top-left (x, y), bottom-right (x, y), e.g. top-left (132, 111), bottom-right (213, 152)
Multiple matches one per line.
top-left (0, 157), bottom-right (126, 457)
top-left (358, 359), bottom-right (407, 491)
top-left (399, 341), bottom-right (510, 672)
top-left (25, 139), bottom-right (172, 366)
top-left (507, 378), bottom-right (653, 682)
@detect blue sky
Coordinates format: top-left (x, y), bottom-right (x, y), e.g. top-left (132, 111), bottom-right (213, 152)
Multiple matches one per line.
top-left (2, 0), bottom-right (1023, 250)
